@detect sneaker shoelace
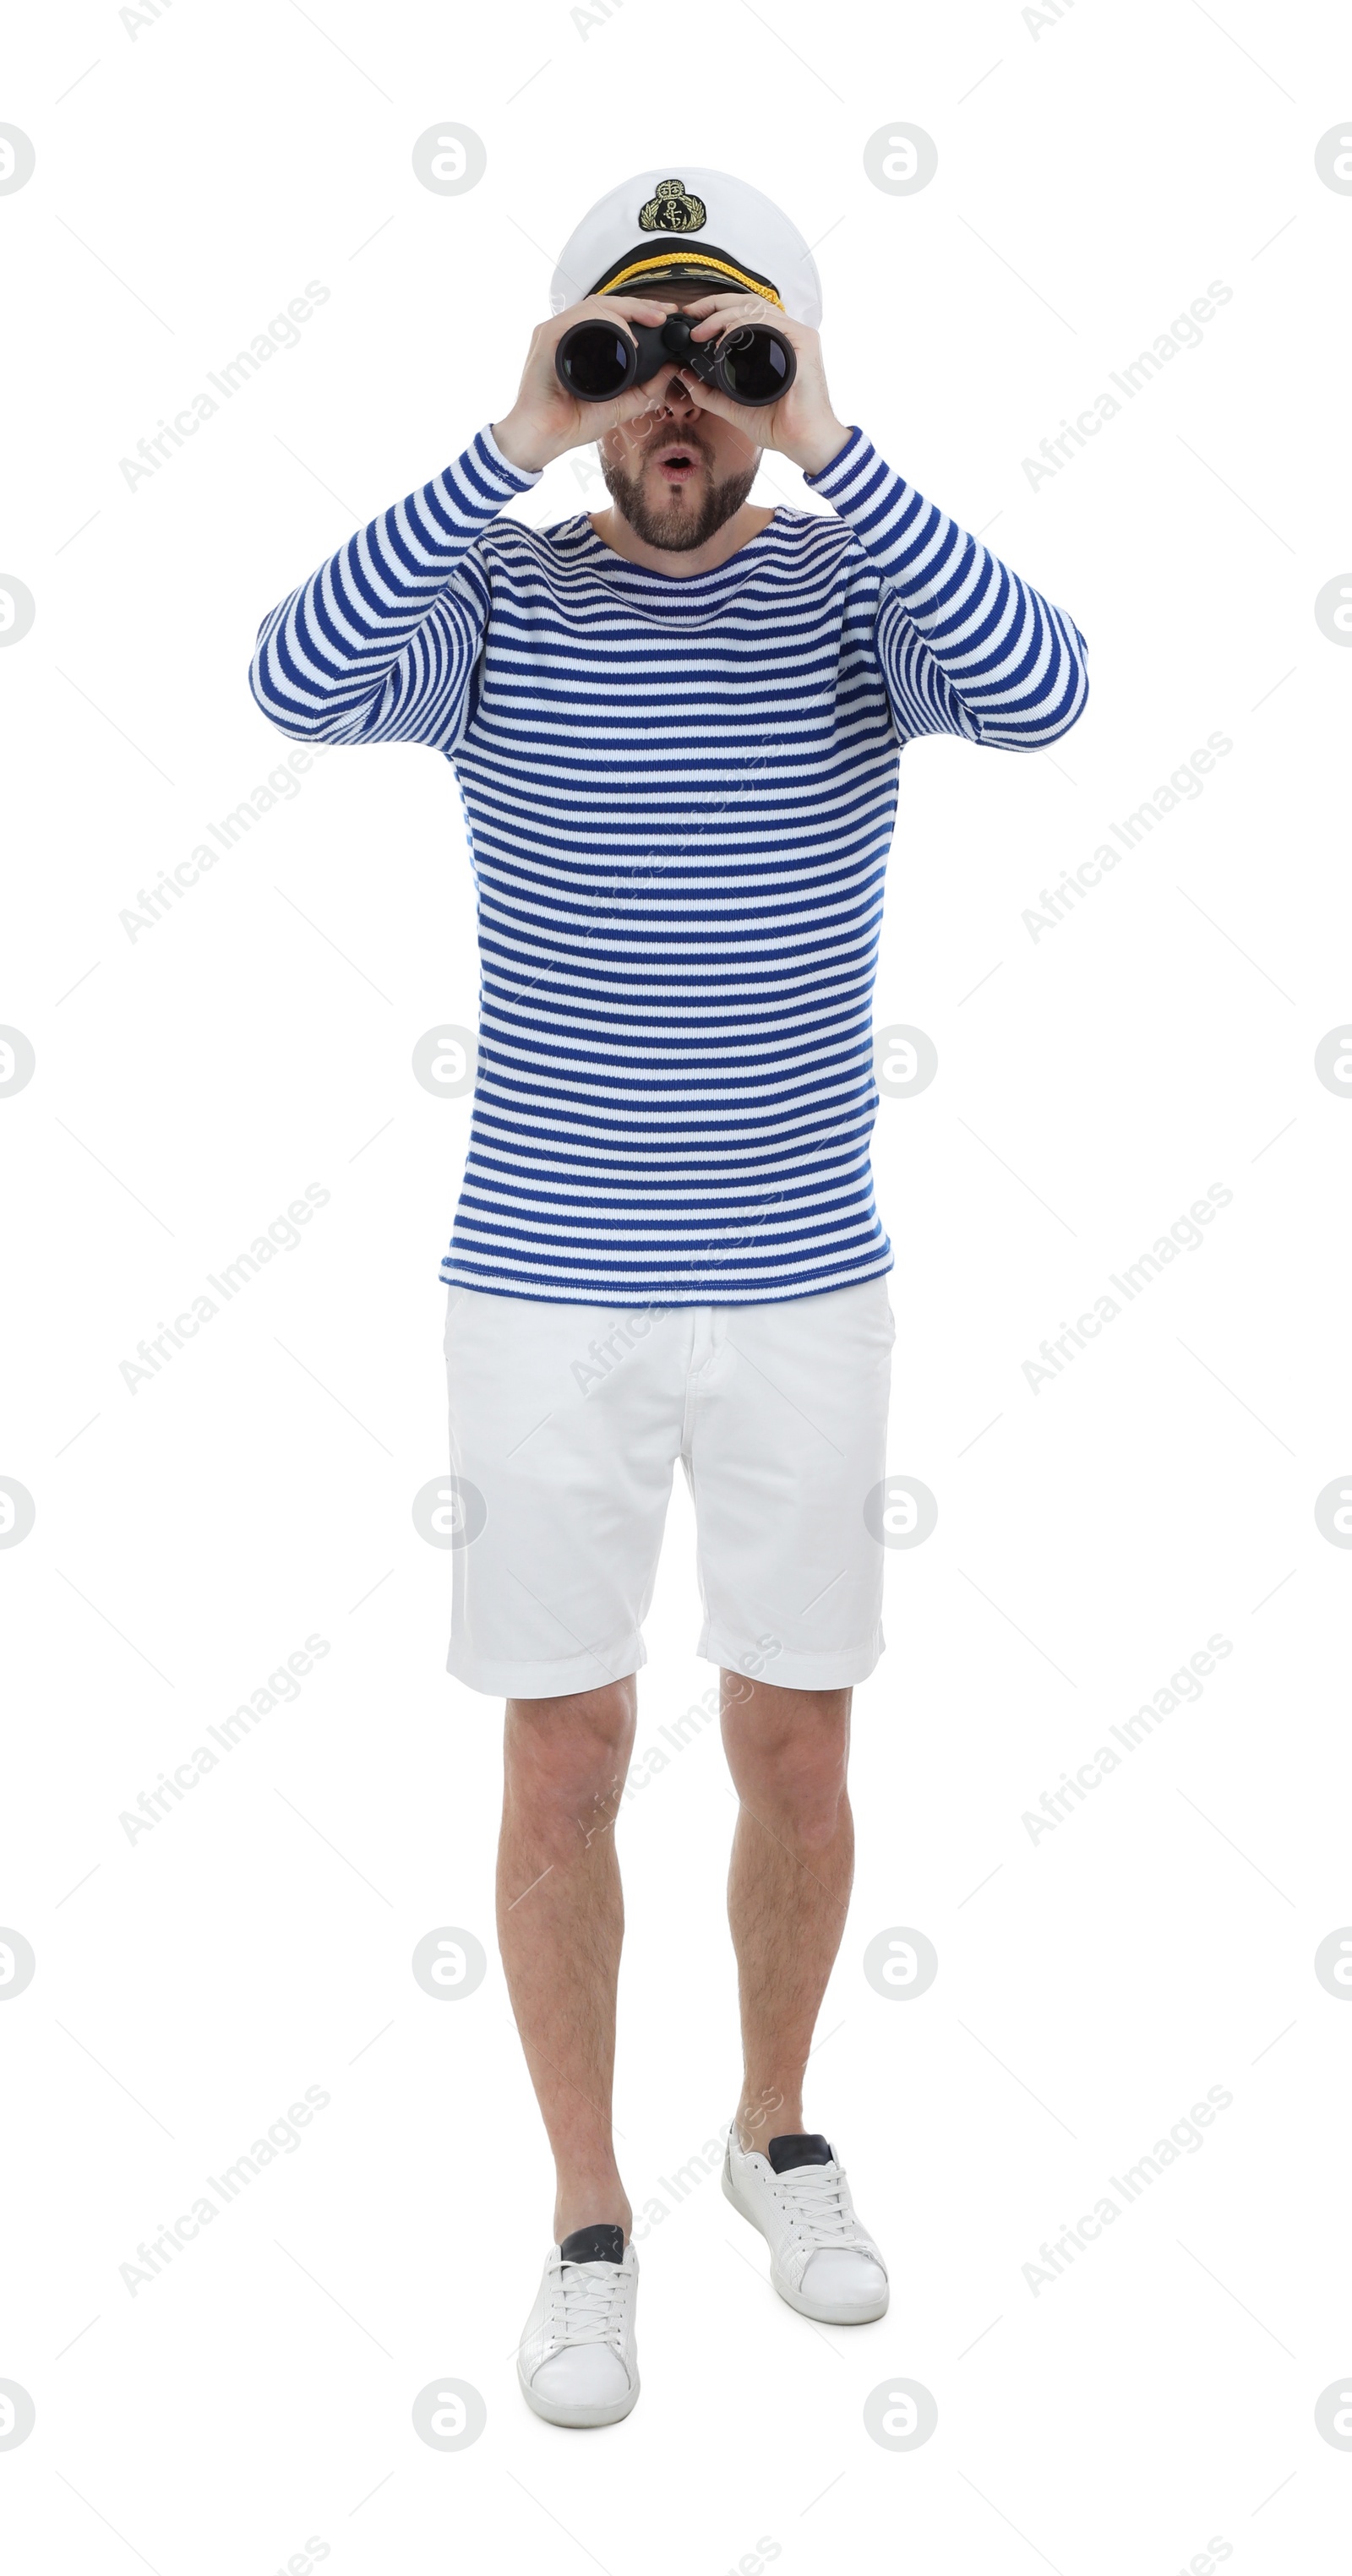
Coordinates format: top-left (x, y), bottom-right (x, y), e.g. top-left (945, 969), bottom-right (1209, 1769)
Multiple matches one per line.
top-left (548, 2256), bottom-right (630, 2350)
top-left (776, 2161), bottom-right (860, 2248)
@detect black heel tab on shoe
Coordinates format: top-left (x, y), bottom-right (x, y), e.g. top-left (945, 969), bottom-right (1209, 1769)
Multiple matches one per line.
top-left (766, 2134), bottom-right (833, 2173)
top-left (559, 2223), bottom-right (625, 2264)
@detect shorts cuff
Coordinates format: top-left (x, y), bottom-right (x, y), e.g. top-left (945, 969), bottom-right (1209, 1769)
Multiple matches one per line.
top-left (699, 1628), bottom-right (885, 1691)
top-left (446, 1634), bottom-right (646, 1700)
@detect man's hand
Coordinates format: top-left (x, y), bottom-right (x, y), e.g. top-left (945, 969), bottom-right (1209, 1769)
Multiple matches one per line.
top-left (492, 296), bottom-right (684, 473)
top-left (673, 292), bottom-right (853, 477)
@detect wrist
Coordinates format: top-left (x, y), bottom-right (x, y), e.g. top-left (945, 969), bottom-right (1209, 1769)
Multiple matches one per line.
top-left (489, 412), bottom-right (549, 476)
top-left (794, 419), bottom-right (853, 478)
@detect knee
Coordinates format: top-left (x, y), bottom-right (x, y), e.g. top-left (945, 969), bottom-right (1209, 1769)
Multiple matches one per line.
top-left (722, 1680), bottom-right (851, 1851)
top-left (505, 1680), bottom-right (637, 1835)
top-left (774, 1767), bottom-right (849, 1854)
top-left (739, 1757), bottom-right (848, 1853)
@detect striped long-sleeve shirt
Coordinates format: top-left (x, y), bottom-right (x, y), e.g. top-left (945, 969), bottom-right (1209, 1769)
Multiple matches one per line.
top-left (249, 423), bottom-right (1088, 1304)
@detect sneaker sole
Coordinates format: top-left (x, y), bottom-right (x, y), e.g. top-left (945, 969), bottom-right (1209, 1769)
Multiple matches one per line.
top-left (722, 2162), bottom-right (890, 2325)
top-left (517, 2365), bottom-right (640, 2429)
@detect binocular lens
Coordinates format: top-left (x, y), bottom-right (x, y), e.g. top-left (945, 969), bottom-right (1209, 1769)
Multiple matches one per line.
top-left (557, 324), bottom-right (635, 400)
top-left (554, 313), bottom-right (796, 408)
top-left (716, 328), bottom-right (792, 405)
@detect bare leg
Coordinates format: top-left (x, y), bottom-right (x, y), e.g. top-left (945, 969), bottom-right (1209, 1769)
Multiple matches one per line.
top-left (719, 1674), bottom-right (854, 2152)
top-left (497, 1679), bottom-right (636, 2243)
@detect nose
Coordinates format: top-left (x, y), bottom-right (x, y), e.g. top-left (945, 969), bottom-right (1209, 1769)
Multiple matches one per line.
top-left (651, 368), bottom-right (703, 417)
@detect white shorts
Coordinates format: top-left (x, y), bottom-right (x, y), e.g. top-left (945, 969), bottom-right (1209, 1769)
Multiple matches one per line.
top-left (443, 1277), bottom-right (895, 1699)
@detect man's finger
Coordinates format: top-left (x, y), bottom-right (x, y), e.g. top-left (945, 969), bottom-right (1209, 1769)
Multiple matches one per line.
top-left (689, 308), bottom-right (808, 347)
top-left (563, 293), bottom-right (672, 329)
top-left (679, 290), bottom-right (775, 311)
top-left (686, 297), bottom-right (773, 319)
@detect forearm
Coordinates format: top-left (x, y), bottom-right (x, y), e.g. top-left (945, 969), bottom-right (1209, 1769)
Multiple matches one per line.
top-left (807, 428), bottom-right (1089, 749)
top-left (248, 426), bottom-right (540, 746)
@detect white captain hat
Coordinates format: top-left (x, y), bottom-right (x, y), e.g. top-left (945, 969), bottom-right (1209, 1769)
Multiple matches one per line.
top-left (549, 166), bottom-right (823, 328)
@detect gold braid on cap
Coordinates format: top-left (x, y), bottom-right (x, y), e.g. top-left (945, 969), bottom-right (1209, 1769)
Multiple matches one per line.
top-left (586, 242), bottom-right (784, 307)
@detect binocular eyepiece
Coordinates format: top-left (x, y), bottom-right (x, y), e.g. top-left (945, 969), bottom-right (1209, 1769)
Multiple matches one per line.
top-left (555, 309), bottom-right (795, 410)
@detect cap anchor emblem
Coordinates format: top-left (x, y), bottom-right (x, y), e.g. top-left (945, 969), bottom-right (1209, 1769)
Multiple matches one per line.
top-left (637, 177), bottom-right (708, 234)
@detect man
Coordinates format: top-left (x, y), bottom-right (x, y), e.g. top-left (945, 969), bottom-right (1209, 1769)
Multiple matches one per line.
top-left (251, 166), bottom-right (1088, 2430)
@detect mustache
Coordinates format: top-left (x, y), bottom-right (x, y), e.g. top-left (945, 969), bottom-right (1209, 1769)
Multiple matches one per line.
top-left (637, 429), bottom-right (710, 464)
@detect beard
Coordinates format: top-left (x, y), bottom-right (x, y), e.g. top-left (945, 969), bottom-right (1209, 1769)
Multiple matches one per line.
top-left (600, 438), bottom-right (759, 553)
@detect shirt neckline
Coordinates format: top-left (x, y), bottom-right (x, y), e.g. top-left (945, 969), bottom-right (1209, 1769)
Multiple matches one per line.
top-left (569, 507), bottom-right (784, 590)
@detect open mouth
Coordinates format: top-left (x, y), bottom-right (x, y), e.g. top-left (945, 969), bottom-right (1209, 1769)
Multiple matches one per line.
top-left (653, 444), bottom-right (701, 485)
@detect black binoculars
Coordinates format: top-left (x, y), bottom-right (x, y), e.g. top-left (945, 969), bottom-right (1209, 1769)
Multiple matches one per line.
top-left (554, 309), bottom-right (795, 409)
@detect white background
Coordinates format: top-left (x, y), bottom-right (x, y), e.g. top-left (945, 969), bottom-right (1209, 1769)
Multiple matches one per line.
top-left (3, 1), bottom-right (1351, 2569)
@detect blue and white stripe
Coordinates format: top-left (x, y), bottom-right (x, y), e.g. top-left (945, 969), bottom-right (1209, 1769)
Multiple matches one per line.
top-left (251, 423), bottom-right (1088, 1304)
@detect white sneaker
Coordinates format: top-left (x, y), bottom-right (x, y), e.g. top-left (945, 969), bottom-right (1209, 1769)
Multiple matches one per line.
top-left (723, 2127), bottom-right (889, 2323)
top-left (516, 2225), bottom-right (640, 2427)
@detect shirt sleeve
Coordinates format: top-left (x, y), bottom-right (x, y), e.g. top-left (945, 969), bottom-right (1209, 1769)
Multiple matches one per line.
top-left (804, 426), bottom-right (1088, 751)
top-left (248, 424), bottom-right (542, 753)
